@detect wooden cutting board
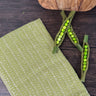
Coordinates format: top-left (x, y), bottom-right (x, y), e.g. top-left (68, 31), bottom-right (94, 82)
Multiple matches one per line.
top-left (38, 0), bottom-right (96, 11)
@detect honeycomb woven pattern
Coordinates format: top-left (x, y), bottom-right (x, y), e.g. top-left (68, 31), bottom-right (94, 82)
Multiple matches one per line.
top-left (0, 18), bottom-right (90, 96)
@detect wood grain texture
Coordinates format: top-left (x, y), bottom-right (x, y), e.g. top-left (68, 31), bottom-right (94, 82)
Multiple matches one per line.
top-left (0, 0), bottom-right (96, 96)
top-left (38, 0), bottom-right (96, 11)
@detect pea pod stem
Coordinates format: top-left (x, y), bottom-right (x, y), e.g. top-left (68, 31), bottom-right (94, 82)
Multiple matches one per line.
top-left (81, 71), bottom-right (87, 82)
top-left (84, 35), bottom-right (88, 43)
top-left (67, 11), bottom-right (76, 22)
top-left (60, 10), bottom-right (66, 22)
top-left (76, 44), bottom-right (83, 52)
top-left (81, 35), bottom-right (90, 82)
top-left (52, 46), bottom-right (59, 54)
top-left (53, 11), bottom-right (76, 54)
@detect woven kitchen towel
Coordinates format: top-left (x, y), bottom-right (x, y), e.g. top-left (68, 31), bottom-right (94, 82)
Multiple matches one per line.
top-left (0, 18), bottom-right (90, 96)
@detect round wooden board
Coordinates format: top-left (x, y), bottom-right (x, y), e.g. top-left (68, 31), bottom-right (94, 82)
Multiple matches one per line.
top-left (38, 0), bottom-right (96, 11)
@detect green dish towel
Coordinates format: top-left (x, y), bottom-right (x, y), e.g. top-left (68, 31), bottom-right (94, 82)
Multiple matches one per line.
top-left (0, 18), bottom-right (90, 96)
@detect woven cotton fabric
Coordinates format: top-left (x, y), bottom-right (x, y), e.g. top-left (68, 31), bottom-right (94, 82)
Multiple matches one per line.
top-left (0, 18), bottom-right (90, 96)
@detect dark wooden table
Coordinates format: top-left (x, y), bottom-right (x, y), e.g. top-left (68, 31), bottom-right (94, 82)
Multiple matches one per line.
top-left (0, 0), bottom-right (96, 96)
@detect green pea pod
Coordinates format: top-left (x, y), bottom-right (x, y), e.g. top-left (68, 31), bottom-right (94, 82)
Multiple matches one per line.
top-left (52, 11), bottom-right (76, 54)
top-left (61, 10), bottom-right (83, 52)
top-left (81, 35), bottom-right (90, 82)
top-left (67, 26), bottom-right (83, 52)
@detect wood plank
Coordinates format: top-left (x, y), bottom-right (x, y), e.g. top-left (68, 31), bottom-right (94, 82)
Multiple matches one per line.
top-left (0, 79), bottom-right (10, 96)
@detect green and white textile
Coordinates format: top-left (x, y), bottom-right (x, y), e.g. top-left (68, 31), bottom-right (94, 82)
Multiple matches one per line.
top-left (0, 19), bottom-right (90, 96)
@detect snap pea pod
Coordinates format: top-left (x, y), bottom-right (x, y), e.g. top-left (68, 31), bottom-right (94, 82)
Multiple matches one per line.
top-left (61, 11), bottom-right (83, 52)
top-left (81, 35), bottom-right (90, 82)
top-left (67, 26), bottom-right (83, 52)
top-left (52, 11), bottom-right (76, 54)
